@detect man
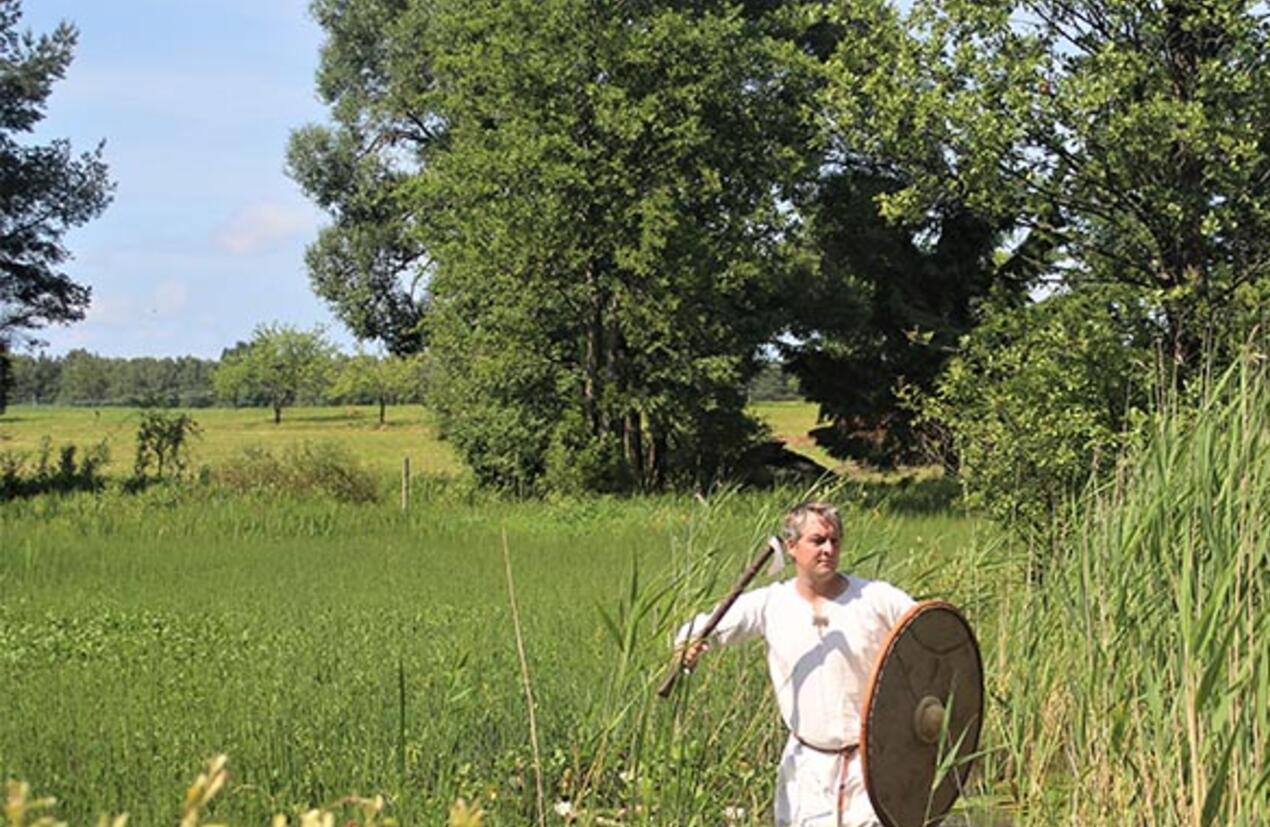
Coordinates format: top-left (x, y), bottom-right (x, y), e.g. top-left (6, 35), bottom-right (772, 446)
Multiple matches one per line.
top-left (674, 501), bottom-right (914, 827)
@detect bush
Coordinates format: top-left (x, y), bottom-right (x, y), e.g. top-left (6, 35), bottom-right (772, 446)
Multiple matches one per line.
top-left (0, 436), bottom-right (110, 500)
top-left (131, 409), bottom-right (200, 486)
top-left (214, 441), bottom-right (380, 503)
top-left (923, 287), bottom-right (1157, 540)
top-left (543, 412), bottom-right (633, 495)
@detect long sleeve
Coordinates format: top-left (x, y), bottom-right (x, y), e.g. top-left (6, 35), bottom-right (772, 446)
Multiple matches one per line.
top-left (674, 583), bottom-right (772, 648)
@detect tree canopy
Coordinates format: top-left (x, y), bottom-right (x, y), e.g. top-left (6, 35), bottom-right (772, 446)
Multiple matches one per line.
top-left (824, 0), bottom-right (1270, 373)
top-left (815, 0), bottom-right (1270, 518)
top-left (213, 324), bottom-right (335, 424)
top-left (293, 0), bottom-right (824, 491)
top-left (290, 0), bottom-right (1270, 499)
top-left (0, 0), bottom-right (113, 344)
top-left (328, 351), bottom-right (425, 424)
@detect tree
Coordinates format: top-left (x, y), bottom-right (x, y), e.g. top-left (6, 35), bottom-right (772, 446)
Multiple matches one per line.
top-left (293, 0), bottom-right (822, 491)
top-left (8, 349), bottom-right (59, 404)
top-left (213, 324), bottom-right (335, 423)
top-left (328, 351), bottom-right (425, 424)
top-left (0, 1), bottom-right (113, 346)
top-left (780, 162), bottom-right (1045, 466)
top-left (56, 348), bottom-right (109, 404)
top-left (824, 0), bottom-right (1270, 378)
top-left (283, 0), bottom-right (434, 356)
top-left (747, 357), bottom-right (802, 403)
top-left (923, 286), bottom-right (1157, 539)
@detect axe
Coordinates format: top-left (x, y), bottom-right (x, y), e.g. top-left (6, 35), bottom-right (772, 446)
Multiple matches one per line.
top-left (656, 535), bottom-right (787, 698)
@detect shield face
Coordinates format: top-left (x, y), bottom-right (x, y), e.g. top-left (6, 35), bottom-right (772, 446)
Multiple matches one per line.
top-left (860, 600), bottom-right (984, 827)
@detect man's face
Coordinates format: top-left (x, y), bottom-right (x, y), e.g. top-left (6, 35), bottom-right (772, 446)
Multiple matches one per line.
top-left (788, 513), bottom-right (841, 584)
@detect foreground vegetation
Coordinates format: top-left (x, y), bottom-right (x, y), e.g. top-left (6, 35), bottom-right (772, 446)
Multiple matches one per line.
top-left (1, 482), bottom-right (979, 826)
top-left (4, 361), bottom-right (1268, 825)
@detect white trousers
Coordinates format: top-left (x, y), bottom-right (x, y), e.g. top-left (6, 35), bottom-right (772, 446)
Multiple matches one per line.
top-left (773, 735), bottom-right (880, 827)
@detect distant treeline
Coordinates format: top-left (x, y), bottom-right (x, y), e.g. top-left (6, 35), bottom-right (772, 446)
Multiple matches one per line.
top-left (7, 350), bottom-right (219, 408)
top-left (2, 348), bottom-right (801, 409)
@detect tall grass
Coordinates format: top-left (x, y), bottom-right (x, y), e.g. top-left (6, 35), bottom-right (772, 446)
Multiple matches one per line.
top-left (14, 354), bottom-right (1266, 825)
top-left (987, 356), bottom-right (1270, 825)
top-left (1, 479), bottom-right (977, 825)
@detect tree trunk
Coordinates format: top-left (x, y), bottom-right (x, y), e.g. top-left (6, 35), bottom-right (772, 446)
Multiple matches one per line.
top-left (0, 340), bottom-right (10, 416)
top-left (583, 263), bottom-right (604, 436)
top-left (274, 405), bottom-right (282, 424)
top-left (379, 397), bottom-right (386, 424)
top-left (624, 409), bottom-right (644, 490)
top-left (648, 421), bottom-right (667, 490)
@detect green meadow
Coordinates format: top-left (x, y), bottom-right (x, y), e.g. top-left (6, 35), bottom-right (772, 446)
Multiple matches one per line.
top-left (1, 483), bottom-right (983, 826)
top-left (3, 379), bottom-right (1267, 826)
top-left (0, 401), bottom-right (841, 483)
top-left (0, 404), bottom-right (463, 480)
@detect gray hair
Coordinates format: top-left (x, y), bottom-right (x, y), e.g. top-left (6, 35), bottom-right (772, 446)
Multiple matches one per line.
top-left (782, 501), bottom-right (842, 544)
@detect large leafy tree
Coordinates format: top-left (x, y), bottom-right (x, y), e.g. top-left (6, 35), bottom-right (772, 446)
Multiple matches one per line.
top-left (0, 1), bottom-right (112, 344)
top-left (292, 0), bottom-right (821, 491)
top-left (781, 163), bottom-right (1045, 466)
top-left (825, 0), bottom-right (1270, 375)
top-left (285, 0), bottom-right (435, 356)
top-left (818, 0), bottom-right (1270, 524)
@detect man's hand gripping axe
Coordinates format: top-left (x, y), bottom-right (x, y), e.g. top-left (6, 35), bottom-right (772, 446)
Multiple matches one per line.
top-left (657, 536), bottom-right (786, 698)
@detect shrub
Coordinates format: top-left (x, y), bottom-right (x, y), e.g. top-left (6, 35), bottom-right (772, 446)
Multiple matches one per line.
top-left (132, 409), bottom-right (200, 485)
top-left (214, 441), bottom-right (380, 503)
top-left (923, 287), bottom-right (1157, 541)
top-left (0, 436), bottom-right (110, 500)
top-left (543, 411), bottom-right (633, 495)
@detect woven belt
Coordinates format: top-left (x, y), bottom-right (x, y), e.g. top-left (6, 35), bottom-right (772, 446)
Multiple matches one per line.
top-left (795, 734), bottom-right (859, 756)
top-left (794, 736), bottom-right (859, 825)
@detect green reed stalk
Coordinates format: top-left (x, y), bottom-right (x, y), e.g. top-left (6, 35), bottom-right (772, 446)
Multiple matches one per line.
top-left (988, 352), bottom-right (1269, 825)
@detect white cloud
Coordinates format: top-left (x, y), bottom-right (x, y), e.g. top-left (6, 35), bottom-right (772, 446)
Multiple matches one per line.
top-left (153, 279), bottom-right (189, 315)
top-left (215, 202), bottom-right (317, 255)
top-left (85, 292), bottom-right (140, 327)
top-left (82, 280), bottom-right (189, 329)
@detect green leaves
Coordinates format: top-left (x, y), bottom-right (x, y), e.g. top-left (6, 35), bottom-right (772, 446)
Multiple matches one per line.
top-left (923, 287), bottom-right (1156, 535)
top-left (296, 0), bottom-right (819, 491)
top-left (0, 0), bottom-right (113, 342)
top-left (212, 324), bottom-right (336, 423)
top-left (823, 0), bottom-right (1270, 373)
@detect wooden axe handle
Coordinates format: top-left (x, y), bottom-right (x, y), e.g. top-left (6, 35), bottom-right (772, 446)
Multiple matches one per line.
top-left (656, 540), bottom-right (778, 698)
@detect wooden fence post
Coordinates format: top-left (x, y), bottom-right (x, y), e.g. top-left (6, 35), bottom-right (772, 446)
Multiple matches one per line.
top-left (401, 456), bottom-right (410, 511)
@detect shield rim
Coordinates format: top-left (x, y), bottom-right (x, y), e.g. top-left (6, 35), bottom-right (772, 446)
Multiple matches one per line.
top-left (859, 599), bottom-right (984, 827)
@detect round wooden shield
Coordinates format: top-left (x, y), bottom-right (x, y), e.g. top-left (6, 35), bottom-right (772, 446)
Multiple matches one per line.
top-left (860, 600), bottom-right (984, 827)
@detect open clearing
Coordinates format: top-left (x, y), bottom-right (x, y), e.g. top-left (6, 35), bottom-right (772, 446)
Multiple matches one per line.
top-left (0, 401), bottom-right (842, 482)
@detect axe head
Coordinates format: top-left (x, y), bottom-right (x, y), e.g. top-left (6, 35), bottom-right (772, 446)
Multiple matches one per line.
top-left (765, 535), bottom-right (787, 577)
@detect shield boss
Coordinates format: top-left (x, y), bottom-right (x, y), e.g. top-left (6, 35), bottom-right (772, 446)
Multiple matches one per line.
top-left (861, 600), bottom-right (983, 827)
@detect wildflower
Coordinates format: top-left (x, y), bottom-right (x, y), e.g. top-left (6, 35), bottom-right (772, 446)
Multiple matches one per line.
top-left (447, 798), bottom-right (484, 827)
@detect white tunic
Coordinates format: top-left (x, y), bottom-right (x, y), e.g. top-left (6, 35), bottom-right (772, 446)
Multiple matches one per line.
top-left (677, 575), bottom-right (914, 826)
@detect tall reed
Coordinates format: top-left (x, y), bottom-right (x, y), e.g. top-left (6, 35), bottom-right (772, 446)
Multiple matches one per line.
top-left (991, 354), bottom-right (1269, 825)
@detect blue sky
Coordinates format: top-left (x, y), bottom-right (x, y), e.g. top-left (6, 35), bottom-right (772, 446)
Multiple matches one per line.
top-left (21, 1), bottom-right (356, 358)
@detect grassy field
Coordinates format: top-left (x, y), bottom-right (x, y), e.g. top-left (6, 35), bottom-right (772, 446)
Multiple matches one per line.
top-left (3, 376), bottom-right (1266, 826)
top-left (0, 483), bottom-right (988, 826)
top-left (0, 401), bottom-right (842, 484)
top-left (0, 404), bottom-right (464, 480)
